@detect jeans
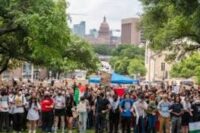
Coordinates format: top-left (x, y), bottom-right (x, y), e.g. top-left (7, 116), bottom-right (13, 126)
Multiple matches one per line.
top-left (95, 113), bottom-right (106, 133)
top-left (147, 115), bottom-right (156, 133)
top-left (171, 116), bottom-right (181, 133)
top-left (134, 116), bottom-right (146, 133)
top-left (13, 113), bottom-right (24, 132)
top-left (121, 116), bottom-right (131, 133)
top-left (41, 111), bottom-right (54, 132)
top-left (79, 112), bottom-right (88, 133)
top-left (109, 110), bottom-right (120, 133)
top-left (87, 110), bottom-right (94, 128)
top-left (0, 112), bottom-right (9, 131)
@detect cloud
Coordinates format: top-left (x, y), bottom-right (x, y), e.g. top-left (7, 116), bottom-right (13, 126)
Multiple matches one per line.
top-left (68, 0), bottom-right (143, 33)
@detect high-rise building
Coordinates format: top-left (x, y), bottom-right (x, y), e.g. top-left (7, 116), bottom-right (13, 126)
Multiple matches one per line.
top-left (121, 18), bottom-right (145, 45)
top-left (89, 29), bottom-right (98, 38)
top-left (73, 21), bottom-right (86, 37)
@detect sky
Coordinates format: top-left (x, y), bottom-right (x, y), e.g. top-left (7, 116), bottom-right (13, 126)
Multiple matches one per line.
top-left (67, 0), bottom-right (143, 35)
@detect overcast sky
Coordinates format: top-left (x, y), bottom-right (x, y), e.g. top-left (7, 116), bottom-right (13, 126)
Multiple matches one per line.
top-left (68, 0), bottom-right (143, 34)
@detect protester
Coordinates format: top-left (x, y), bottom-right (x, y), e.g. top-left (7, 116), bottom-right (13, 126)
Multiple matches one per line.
top-left (181, 96), bottom-right (193, 133)
top-left (120, 93), bottom-right (134, 133)
top-left (77, 96), bottom-right (88, 133)
top-left (40, 91), bottom-right (54, 133)
top-left (170, 95), bottom-right (183, 133)
top-left (27, 92), bottom-right (40, 133)
top-left (109, 94), bottom-right (120, 133)
top-left (133, 93), bottom-right (148, 133)
top-left (192, 95), bottom-right (200, 121)
top-left (157, 94), bottom-right (171, 133)
top-left (13, 89), bottom-right (27, 133)
top-left (53, 90), bottom-right (66, 133)
top-left (66, 90), bottom-right (75, 133)
top-left (146, 95), bottom-right (157, 133)
top-left (95, 92), bottom-right (110, 133)
top-left (0, 89), bottom-right (9, 132)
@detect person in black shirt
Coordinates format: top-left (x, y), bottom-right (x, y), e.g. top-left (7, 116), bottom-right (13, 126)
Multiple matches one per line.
top-left (109, 94), bottom-right (120, 133)
top-left (95, 93), bottom-right (110, 133)
top-left (170, 96), bottom-right (183, 133)
top-left (192, 96), bottom-right (200, 122)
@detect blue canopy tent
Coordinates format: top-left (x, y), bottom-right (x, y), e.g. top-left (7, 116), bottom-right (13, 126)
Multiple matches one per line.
top-left (111, 73), bottom-right (139, 84)
top-left (88, 73), bottom-right (139, 84)
top-left (89, 76), bottom-right (101, 83)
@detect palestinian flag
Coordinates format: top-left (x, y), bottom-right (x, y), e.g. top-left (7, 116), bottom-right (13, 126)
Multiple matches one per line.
top-left (74, 87), bottom-right (79, 105)
top-left (189, 122), bottom-right (200, 133)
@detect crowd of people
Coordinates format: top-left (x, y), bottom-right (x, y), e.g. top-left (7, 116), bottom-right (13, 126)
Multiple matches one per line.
top-left (0, 80), bottom-right (200, 133)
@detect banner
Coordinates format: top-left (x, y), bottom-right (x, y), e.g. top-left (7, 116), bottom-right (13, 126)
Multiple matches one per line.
top-left (189, 122), bottom-right (200, 133)
top-left (172, 85), bottom-right (180, 94)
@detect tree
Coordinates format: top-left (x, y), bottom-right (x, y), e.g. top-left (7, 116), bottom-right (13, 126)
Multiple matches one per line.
top-left (93, 44), bottom-right (113, 55)
top-left (128, 59), bottom-right (146, 76)
top-left (0, 0), bottom-right (99, 74)
top-left (0, 0), bottom-right (70, 73)
top-left (112, 44), bottom-right (145, 59)
top-left (170, 52), bottom-right (200, 84)
top-left (110, 57), bottom-right (130, 74)
top-left (49, 36), bottom-right (99, 75)
top-left (110, 45), bottom-right (146, 76)
top-left (140, 0), bottom-right (200, 60)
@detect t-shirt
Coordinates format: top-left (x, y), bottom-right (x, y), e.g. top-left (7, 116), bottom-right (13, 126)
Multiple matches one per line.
top-left (120, 99), bottom-right (134, 117)
top-left (13, 95), bottom-right (27, 113)
top-left (157, 100), bottom-right (171, 117)
top-left (54, 95), bottom-right (65, 109)
top-left (40, 98), bottom-right (54, 112)
top-left (170, 103), bottom-right (183, 117)
top-left (133, 100), bottom-right (147, 117)
top-left (0, 95), bottom-right (9, 112)
top-left (192, 102), bottom-right (200, 119)
top-left (96, 97), bottom-right (110, 114)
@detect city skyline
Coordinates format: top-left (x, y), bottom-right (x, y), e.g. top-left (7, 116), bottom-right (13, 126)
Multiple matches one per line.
top-left (68, 0), bottom-right (143, 35)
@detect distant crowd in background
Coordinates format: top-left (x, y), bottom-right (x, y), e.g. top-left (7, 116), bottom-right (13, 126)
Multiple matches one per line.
top-left (0, 79), bottom-right (200, 133)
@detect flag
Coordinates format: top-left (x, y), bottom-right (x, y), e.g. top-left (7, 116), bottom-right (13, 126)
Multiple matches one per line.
top-left (114, 87), bottom-right (125, 97)
top-left (189, 122), bottom-right (200, 133)
top-left (74, 87), bottom-right (79, 105)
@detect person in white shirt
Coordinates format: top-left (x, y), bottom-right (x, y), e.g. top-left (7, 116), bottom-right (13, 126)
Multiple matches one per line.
top-left (8, 91), bottom-right (15, 129)
top-left (77, 97), bottom-right (89, 133)
top-left (13, 90), bottom-right (27, 133)
top-left (53, 91), bottom-right (66, 133)
top-left (0, 90), bottom-right (9, 132)
top-left (27, 92), bottom-right (41, 133)
top-left (133, 94), bottom-right (148, 133)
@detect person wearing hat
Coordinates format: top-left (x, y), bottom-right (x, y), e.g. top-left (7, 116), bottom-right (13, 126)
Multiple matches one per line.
top-left (40, 91), bottom-right (54, 133)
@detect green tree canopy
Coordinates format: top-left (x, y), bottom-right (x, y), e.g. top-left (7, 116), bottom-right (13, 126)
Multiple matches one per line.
top-left (0, 0), bottom-right (70, 73)
top-left (128, 59), bottom-right (146, 76)
top-left (170, 52), bottom-right (200, 84)
top-left (110, 45), bottom-right (146, 76)
top-left (112, 44), bottom-right (145, 59)
top-left (140, 0), bottom-right (200, 60)
top-left (49, 36), bottom-right (99, 74)
top-left (0, 0), bottom-right (98, 73)
top-left (93, 44), bottom-right (113, 55)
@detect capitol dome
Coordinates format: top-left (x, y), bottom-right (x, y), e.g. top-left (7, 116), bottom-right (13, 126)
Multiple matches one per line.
top-left (99, 16), bottom-right (110, 35)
